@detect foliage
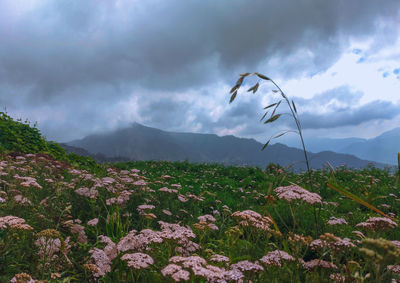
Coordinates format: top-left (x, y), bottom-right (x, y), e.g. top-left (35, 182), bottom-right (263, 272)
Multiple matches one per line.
top-left (0, 111), bottom-right (102, 172)
top-left (0, 153), bottom-right (399, 282)
top-left (229, 73), bottom-right (311, 175)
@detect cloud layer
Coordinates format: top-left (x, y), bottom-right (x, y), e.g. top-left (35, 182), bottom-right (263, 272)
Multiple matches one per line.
top-left (1, 0), bottom-right (400, 141)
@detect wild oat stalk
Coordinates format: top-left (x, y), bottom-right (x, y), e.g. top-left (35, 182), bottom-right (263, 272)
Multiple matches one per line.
top-left (396, 152), bottom-right (400, 188)
top-left (230, 73), bottom-right (320, 235)
top-left (229, 72), bottom-right (311, 183)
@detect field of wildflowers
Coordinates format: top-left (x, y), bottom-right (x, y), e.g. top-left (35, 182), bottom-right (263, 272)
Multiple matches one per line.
top-left (1, 110), bottom-right (400, 282)
top-left (1, 152), bottom-right (400, 282)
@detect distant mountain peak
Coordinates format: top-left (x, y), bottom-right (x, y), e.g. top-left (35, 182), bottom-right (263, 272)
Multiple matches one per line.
top-left (66, 123), bottom-right (388, 171)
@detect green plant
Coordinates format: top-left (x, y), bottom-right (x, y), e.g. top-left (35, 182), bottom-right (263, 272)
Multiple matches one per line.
top-left (229, 73), bottom-right (321, 234)
top-left (229, 73), bottom-right (311, 182)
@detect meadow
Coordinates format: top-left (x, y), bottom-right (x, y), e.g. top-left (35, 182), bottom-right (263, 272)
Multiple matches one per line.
top-left (1, 111), bottom-right (400, 282)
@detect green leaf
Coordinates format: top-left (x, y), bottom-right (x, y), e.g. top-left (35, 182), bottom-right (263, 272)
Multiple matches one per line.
top-left (235, 76), bottom-right (244, 88)
top-left (292, 100), bottom-right (297, 113)
top-left (273, 132), bottom-right (287, 139)
top-left (260, 111), bottom-right (269, 122)
top-left (261, 139), bottom-right (271, 150)
top-left (229, 90), bottom-right (238, 103)
top-left (247, 82), bottom-right (259, 94)
top-left (240, 72), bottom-right (251, 77)
top-left (255, 73), bottom-right (271, 80)
top-left (270, 100), bottom-right (282, 117)
top-left (264, 114), bottom-right (281, 124)
top-left (229, 85), bottom-right (238, 94)
top-left (263, 102), bottom-right (278, 110)
top-left (327, 183), bottom-right (395, 220)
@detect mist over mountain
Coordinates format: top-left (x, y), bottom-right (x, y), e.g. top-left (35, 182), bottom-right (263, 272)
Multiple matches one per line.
top-left (65, 123), bottom-right (388, 171)
top-left (281, 128), bottom-right (400, 165)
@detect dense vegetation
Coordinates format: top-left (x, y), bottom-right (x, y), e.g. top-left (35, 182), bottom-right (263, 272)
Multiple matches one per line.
top-left (1, 112), bottom-right (399, 282)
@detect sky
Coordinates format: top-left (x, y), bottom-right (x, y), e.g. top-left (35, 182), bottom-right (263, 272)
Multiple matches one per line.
top-left (1, 0), bottom-right (400, 144)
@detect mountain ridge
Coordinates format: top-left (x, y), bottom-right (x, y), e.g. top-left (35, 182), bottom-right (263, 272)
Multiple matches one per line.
top-left (65, 123), bottom-right (390, 171)
top-left (280, 127), bottom-right (400, 165)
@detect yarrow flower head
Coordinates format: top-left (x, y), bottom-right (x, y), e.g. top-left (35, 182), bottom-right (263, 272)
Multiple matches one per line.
top-left (274, 185), bottom-right (322, 204)
top-left (230, 260), bottom-right (264, 273)
top-left (356, 217), bottom-right (397, 230)
top-left (10, 273), bottom-right (36, 283)
top-left (161, 264), bottom-right (190, 282)
top-left (231, 210), bottom-right (273, 232)
top-left (327, 217), bottom-right (348, 226)
top-left (310, 233), bottom-right (355, 252)
top-left (260, 250), bottom-right (295, 267)
top-left (303, 259), bottom-right (337, 271)
top-left (87, 218), bottom-right (99, 226)
top-left (117, 229), bottom-right (163, 252)
top-left (209, 254), bottom-right (230, 264)
top-left (121, 253), bottom-right (154, 269)
top-left (0, 215), bottom-right (33, 231)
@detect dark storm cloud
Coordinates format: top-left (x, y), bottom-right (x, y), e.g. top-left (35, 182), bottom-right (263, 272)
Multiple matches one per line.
top-left (291, 87), bottom-right (400, 129)
top-left (1, 0), bottom-right (400, 141)
top-left (1, 0), bottom-right (399, 100)
top-left (137, 98), bottom-right (192, 129)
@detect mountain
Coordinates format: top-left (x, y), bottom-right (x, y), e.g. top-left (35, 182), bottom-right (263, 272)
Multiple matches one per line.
top-left (281, 127), bottom-right (400, 165)
top-left (65, 123), bottom-right (389, 171)
top-left (60, 143), bottom-right (130, 163)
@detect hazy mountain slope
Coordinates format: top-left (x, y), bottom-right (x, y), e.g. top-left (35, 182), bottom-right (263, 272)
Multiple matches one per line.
top-left (279, 127), bottom-right (400, 165)
top-left (67, 123), bottom-right (388, 170)
top-left (281, 137), bottom-right (366, 153)
top-left (339, 128), bottom-right (400, 165)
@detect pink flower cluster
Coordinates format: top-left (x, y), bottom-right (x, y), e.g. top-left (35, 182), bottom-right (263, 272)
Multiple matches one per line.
top-left (209, 254), bottom-right (230, 264)
top-left (356, 217), bottom-right (397, 230)
top-left (75, 187), bottom-right (98, 199)
top-left (0, 215), bottom-right (33, 231)
top-left (159, 187), bottom-right (178, 194)
top-left (162, 256), bottom-right (259, 282)
top-left (310, 233), bottom-right (355, 252)
top-left (65, 219), bottom-right (88, 244)
top-left (327, 217), bottom-right (348, 226)
top-left (87, 218), bottom-right (99, 226)
top-left (13, 174), bottom-right (42, 189)
top-left (35, 237), bottom-right (61, 264)
top-left (88, 236), bottom-right (118, 278)
top-left (274, 185), bottom-right (322, 204)
top-left (121, 252), bottom-right (154, 269)
top-left (14, 194), bottom-right (32, 206)
top-left (231, 210), bottom-right (273, 232)
top-left (260, 250), bottom-right (295, 267)
top-left (303, 259), bottom-right (337, 271)
top-left (194, 214), bottom-right (219, 231)
top-left (117, 229), bottom-right (163, 252)
top-left (106, 190), bottom-right (132, 206)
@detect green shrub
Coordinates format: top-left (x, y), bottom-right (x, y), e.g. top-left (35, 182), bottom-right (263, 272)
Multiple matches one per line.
top-left (0, 111), bottom-right (102, 172)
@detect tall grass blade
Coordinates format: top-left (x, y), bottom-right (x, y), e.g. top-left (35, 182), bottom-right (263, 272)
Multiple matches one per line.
top-left (326, 183), bottom-right (395, 220)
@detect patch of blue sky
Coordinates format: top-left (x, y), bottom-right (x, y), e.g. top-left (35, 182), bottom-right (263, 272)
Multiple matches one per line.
top-left (382, 72), bottom-right (390, 78)
top-left (357, 57), bottom-right (366, 63)
top-left (352, 48), bottom-right (362, 54)
top-left (393, 68), bottom-right (400, 75)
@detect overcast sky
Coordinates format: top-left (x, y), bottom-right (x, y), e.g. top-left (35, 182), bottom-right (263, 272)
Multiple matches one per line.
top-left (1, 0), bottom-right (400, 144)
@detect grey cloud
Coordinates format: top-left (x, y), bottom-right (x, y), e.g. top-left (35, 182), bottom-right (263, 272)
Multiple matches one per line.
top-left (1, 0), bottom-right (400, 142)
top-left (293, 86), bottom-right (362, 109)
top-left (299, 100), bottom-right (400, 129)
top-left (137, 99), bottom-right (192, 130)
top-left (1, 0), bottom-right (399, 101)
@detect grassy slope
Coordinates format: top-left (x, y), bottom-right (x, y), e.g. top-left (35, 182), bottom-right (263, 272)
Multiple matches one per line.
top-left (0, 112), bottom-right (399, 282)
